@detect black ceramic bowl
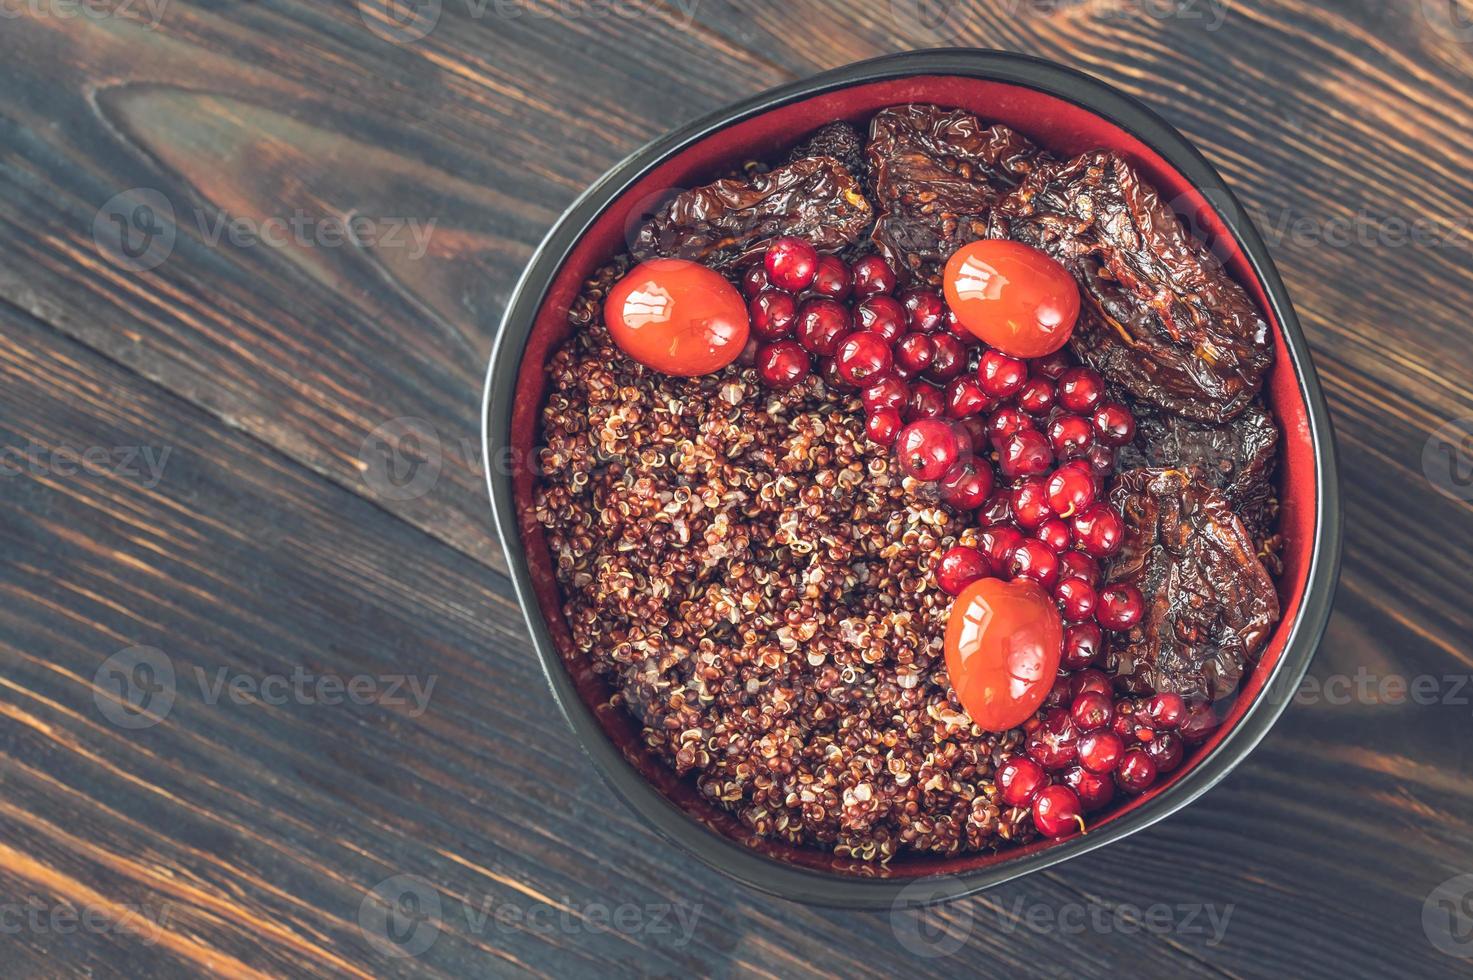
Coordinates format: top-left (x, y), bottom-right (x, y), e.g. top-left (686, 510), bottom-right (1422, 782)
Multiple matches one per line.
top-left (482, 50), bottom-right (1341, 909)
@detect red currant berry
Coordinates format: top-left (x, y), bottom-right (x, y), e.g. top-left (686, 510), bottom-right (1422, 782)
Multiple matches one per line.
top-left (1092, 401), bottom-right (1136, 447)
top-left (1058, 551), bottom-right (1100, 585)
top-left (756, 340), bottom-right (810, 388)
top-left (978, 349), bottom-right (1028, 399)
top-left (1070, 690), bottom-right (1113, 731)
top-left (1116, 747), bottom-right (1158, 793)
top-left (1046, 413), bottom-right (1094, 460)
top-left (926, 333), bottom-right (967, 382)
top-left (943, 308), bottom-right (974, 342)
top-left (1055, 577), bottom-right (1097, 621)
top-left (978, 491), bottom-right (1013, 527)
top-left (906, 383), bottom-right (946, 421)
top-left (1061, 622), bottom-right (1103, 670)
top-left (1112, 699), bottom-right (1140, 740)
top-left (901, 289), bottom-right (946, 332)
top-left (1009, 539), bottom-right (1060, 590)
top-left (1057, 366), bottom-right (1105, 413)
top-left (817, 354), bottom-right (848, 391)
top-left (1016, 377), bottom-right (1056, 415)
top-left (1069, 668), bottom-right (1112, 700)
top-left (749, 289), bottom-right (797, 341)
top-left (896, 419), bottom-right (960, 481)
top-left (741, 264), bottom-right (770, 298)
top-left (1032, 784), bottom-right (1085, 837)
top-left (1034, 349), bottom-right (1073, 380)
top-left (1025, 707), bottom-right (1079, 769)
top-left (1085, 443), bottom-right (1116, 479)
top-left (835, 331), bottom-right (893, 386)
top-left (979, 524), bottom-right (1025, 570)
top-left (1096, 583), bottom-right (1144, 631)
top-left (998, 756), bottom-right (1048, 808)
top-left (944, 377), bottom-right (991, 419)
top-left (1036, 518), bottom-right (1072, 554)
top-left (1179, 701), bottom-right (1220, 743)
top-left (810, 255), bottom-right (852, 300)
top-left (1146, 692), bottom-right (1186, 729)
top-left (1144, 731), bottom-right (1184, 773)
top-left (764, 236), bottom-right (818, 292)
top-left (862, 376), bottom-right (909, 414)
top-left (1062, 765), bottom-right (1115, 811)
top-left (1045, 673), bottom-right (1072, 709)
top-left (1072, 503), bottom-right (1124, 558)
top-left (1046, 461), bottom-right (1098, 519)
top-left (936, 544), bottom-right (989, 596)
top-left (855, 295), bottom-right (906, 342)
top-left (1011, 477), bottom-right (1053, 529)
top-left (866, 407), bottom-right (902, 447)
top-left (987, 407), bottom-right (1032, 448)
top-left (850, 254), bottom-right (897, 298)
top-left (895, 332), bottom-right (936, 373)
top-left (796, 298), bottom-right (852, 357)
top-left (737, 335), bottom-right (761, 368)
top-left (939, 456), bottom-right (994, 510)
top-left (998, 428), bottom-right (1054, 480)
top-left (1078, 730), bottom-right (1124, 773)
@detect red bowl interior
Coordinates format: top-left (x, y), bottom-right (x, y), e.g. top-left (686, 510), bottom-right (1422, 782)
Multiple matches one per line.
top-left (508, 75), bottom-right (1315, 877)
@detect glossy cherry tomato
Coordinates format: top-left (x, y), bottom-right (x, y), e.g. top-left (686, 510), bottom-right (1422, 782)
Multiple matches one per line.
top-left (944, 577), bottom-right (1064, 732)
top-left (604, 259), bottom-right (750, 376)
top-left (943, 240), bottom-right (1081, 358)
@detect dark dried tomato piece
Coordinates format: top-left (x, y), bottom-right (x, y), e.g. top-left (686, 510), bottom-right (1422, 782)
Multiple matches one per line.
top-left (867, 104), bottom-right (1049, 286)
top-left (1103, 468), bottom-right (1280, 702)
top-left (787, 122), bottom-right (868, 181)
top-left (631, 157), bottom-right (873, 270)
top-left (1117, 401), bottom-right (1279, 543)
top-left (989, 151), bottom-right (1273, 423)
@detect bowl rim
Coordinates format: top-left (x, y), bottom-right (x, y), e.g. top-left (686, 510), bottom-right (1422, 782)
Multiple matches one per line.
top-left (481, 48), bottom-right (1343, 909)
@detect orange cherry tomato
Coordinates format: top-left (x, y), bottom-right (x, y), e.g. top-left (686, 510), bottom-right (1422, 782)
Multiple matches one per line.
top-left (943, 240), bottom-right (1080, 358)
top-left (944, 577), bottom-right (1064, 732)
top-left (604, 258), bottom-right (750, 376)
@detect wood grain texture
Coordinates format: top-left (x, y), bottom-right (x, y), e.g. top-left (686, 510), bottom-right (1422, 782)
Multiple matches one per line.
top-left (1, 0), bottom-right (1471, 975)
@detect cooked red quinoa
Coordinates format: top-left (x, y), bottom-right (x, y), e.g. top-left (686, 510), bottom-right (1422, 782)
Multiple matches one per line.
top-left (534, 262), bottom-right (1035, 860)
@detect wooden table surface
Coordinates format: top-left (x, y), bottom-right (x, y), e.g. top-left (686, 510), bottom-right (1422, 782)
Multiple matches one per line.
top-left (2, 0), bottom-right (1471, 976)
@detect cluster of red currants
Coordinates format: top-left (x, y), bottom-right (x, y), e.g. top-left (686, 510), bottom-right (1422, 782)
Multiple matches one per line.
top-left (997, 688), bottom-right (1222, 837)
top-left (746, 238), bottom-right (1143, 639)
top-left (745, 237), bottom-right (1199, 840)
